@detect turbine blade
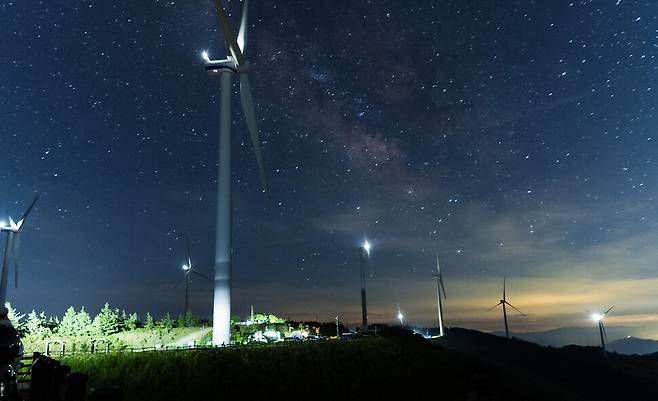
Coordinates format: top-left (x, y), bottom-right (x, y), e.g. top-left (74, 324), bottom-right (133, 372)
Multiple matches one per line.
top-left (602, 322), bottom-right (607, 340)
top-left (7, 216), bottom-right (16, 230)
top-left (174, 276), bottom-right (186, 289)
top-left (237, 0), bottom-right (248, 53)
top-left (505, 301), bottom-right (526, 316)
top-left (18, 195), bottom-right (39, 230)
top-left (239, 73), bottom-right (269, 197)
top-left (604, 306), bottom-right (614, 316)
top-left (11, 233), bottom-right (20, 289)
top-left (212, 0), bottom-right (245, 65)
top-left (436, 255), bottom-right (441, 275)
top-left (192, 269), bottom-right (212, 282)
top-left (487, 302), bottom-right (503, 312)
top-left (186, 236), bottom-right (192, 268)
top-left (503, 276), bottom-right (506, 301)
top-left (440, 276), bottom-right (447, 299)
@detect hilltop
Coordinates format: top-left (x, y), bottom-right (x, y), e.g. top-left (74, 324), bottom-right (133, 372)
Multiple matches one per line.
top-left (61, 327), bottom-right (658, 401)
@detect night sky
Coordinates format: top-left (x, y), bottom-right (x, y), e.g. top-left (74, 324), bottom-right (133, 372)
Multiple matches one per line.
top-left (2, 0), bottom-right (658, 334)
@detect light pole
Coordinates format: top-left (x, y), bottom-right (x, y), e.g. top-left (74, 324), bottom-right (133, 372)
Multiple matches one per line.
top-left (334, 315), bottom-right (340, 338)
top-left (359, 240), bottom-right (371, 332)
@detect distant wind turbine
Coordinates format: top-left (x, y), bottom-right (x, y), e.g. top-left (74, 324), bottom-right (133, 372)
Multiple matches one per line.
top-left (487, 277), bottom-right (525, 339)
top-left (202, 0), bottom-right (269, 345)
top-left (175, 237), bottom-right (211, 316)
top-left (432, 255), bottom-right (447, 337)
top-left (0, 196), bottom-right (39, 304)
top-left (591, 306), bottom-right (613, 357)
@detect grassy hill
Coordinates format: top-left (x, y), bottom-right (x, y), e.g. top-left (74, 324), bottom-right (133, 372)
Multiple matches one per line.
top-left (61, 328), bottom-right (658, 401)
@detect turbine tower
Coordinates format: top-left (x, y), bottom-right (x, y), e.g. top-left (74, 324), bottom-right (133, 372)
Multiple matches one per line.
top-left (358, 239), bottom-right (371, 332)
top-left (432, 255), bottom-right (447, 337)
top-left (592, 306), bottom-right (613, 357)
top-left (487, 277), bottom-right (525, 339)
top-left (202, 0), bottom-right (269, 345)
top-left (175, 237), bottom-right (212, 316)
top-left (0, 196), bottom-right (39, 304)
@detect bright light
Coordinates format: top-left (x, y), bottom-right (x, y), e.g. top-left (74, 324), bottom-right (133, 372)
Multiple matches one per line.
top-left (362, 239), bottom-right (371, 254)
top-left (591, 313), bottom-right (603, 322)
top-left (182, 264), bottom-right (191, 272)
top-left (201, 51), bottom-right (210, 61)
top-left (397, 312), bottom-right (404, 322)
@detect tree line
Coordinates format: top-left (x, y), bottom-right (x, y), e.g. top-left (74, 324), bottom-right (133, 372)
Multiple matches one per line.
top-left (6, 303), bottom-right (204, 340)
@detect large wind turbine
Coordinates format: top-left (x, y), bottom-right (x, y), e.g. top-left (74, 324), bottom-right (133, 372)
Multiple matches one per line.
top-left (487, 277), bottom-right (525, 339)
top-left (432, 255), bottom-right (447, 337)
top-left (202, 0), bottom-right (268, 345)
top-left (592, 306), bottom-right (613, 357)
top-left (0, 196), bottom-right (39, 304)
top-left (175, 237), bottom-right (212, 316)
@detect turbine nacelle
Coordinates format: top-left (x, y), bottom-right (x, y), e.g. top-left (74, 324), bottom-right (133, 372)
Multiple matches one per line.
top-left (202, 52), bottom-right (239, 75)
top-left (591, 306), bottom-right (613, 324)
top-left (1, 217), bottom-right (22, 233)
top-left (362, 239), bottom-right (371, 255)
top-left (591, 313), bottom-right (604, 323)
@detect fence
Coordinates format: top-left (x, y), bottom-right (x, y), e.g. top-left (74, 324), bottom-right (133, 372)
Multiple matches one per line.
top-left (28, 337), bottom-right (306, 358)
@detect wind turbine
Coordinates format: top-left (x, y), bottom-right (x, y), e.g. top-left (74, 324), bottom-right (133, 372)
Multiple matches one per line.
top-left (591, 306), bottom-right (613, 357)
top-left (202, 0), bottom-right (269, 345)
top-left (487, 277), bottom-right (525, 339)
top-left (432, 255), bottom-right (447, 337)
top-left (0, 196), bottom-right (39, 304)
top-left (175, 237), bottom-right (212, 316)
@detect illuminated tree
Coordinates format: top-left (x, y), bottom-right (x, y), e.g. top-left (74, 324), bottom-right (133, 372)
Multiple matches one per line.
top-left (159, 313), bottom-right (174, 330)
top-left (77, 307), bottom-right (94, 336)
top-left (58, 307), bottom-right (80, 336)
top-left (145, 312), bottom-right (156, 330)
top-left (4, 302), bottom-right (25, 331)
top-left (126, 313), bottom-right (139, 330)
top-left (93, 303), bottom-right (120, 335)
top-left (25, 310), bottom-right (51, 339)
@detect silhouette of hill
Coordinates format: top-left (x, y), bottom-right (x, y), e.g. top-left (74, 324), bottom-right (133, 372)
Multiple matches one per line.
top-left (436, 328), bottom-right (658, 401)
top-left (63, 327), bottom-right (658, 401)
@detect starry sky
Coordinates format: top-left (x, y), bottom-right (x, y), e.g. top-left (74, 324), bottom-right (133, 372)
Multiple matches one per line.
top-left (1, 0), bottom-right (658, 334)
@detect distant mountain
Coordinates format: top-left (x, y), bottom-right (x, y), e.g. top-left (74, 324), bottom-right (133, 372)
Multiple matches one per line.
top-left (606, 336), bottom-right (658, 355)
top-left (492, 325), bottom-right (635, 347)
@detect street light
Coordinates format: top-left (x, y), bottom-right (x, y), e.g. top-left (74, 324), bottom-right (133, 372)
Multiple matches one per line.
top-left (359, 239), bottom-right (371, 332)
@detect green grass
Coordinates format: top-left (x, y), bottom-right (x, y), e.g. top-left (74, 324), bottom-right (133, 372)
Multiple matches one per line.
top-left (24, 327), bottom-right (207, 355)
top-left (62, 335), bottom-right (487, 400)
top-left (60, 330), bottom-right (594, 401)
